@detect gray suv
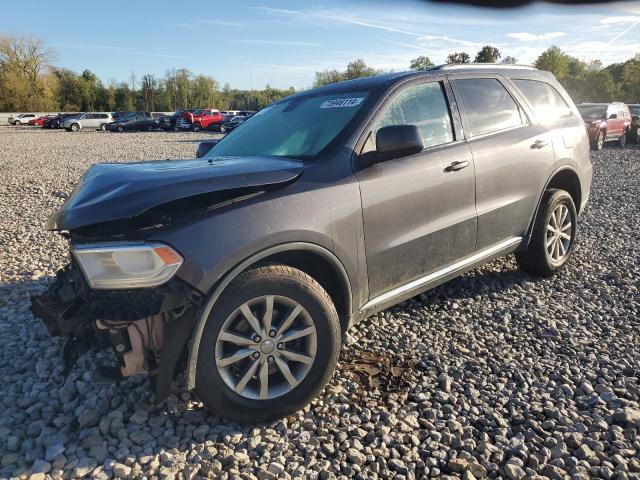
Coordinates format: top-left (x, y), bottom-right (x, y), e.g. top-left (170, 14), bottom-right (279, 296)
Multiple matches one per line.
top-left (32, 65), bottom-right (591, 422)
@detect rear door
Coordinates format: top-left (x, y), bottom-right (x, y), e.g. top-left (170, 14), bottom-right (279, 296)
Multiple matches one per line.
top-left (356, 78), bottom-right (476, 298)
top-left (450, 75), bottom-right (556, 250)
top-left (606, 105), bottom-right (622, 138)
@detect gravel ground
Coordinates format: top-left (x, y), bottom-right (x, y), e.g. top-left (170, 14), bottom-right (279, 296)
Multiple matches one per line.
top-left (0, 127), bottom-right (639, 480)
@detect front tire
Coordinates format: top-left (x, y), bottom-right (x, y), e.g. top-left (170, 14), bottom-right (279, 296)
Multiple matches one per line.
top-left (117, 125), bottom-right (124, 133)
top-left (100, 124), bottom-right (107, 131)
top-left (70, 123), bottom-right (80, 132)
top-left (591, 130), bottom-right (605, 151)
top-left (219, 124), bottom-right (227, 133)
top-left (516, 189), bottom-right (577, 277)
top-left (14, 120), bottom-right (21, 126)
top-left (195, 265), bottom-right (341, 423)
top-left (192, 122), bottom-right (201, 132)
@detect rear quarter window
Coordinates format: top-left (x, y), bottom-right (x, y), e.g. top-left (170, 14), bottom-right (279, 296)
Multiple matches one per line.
top-left (512, 79), bottom-right (572, 124)
top-left (452, 78), bottom-right (523, 137)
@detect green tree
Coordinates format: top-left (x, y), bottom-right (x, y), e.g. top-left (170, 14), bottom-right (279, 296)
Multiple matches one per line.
top-left (620, 55), bottom-right (640, 103)
top-left (501, 56), bottom-right (518, 65)
top-left (409, 55), bottom-right (435, 71)
top-left (474, 46), bottom-right (501, 63)
top-left (344, 59), bottom-right (378, 80)
top-left (446, 52), bottom-right (470, 64)
top-left (534, 46), bottom-right (569, 82)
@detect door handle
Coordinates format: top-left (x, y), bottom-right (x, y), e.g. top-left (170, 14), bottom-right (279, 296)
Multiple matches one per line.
top-left (531, 139), bottom-right (548, 149)
top-left (445, 160), bottom-right (470, 172)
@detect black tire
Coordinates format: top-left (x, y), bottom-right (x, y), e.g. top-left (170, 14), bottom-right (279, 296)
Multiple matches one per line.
top-left (192, 122), bottom-right (201, 132)
top-left (117, 125), bottom-right (124, 133)
top-left (195, 264), bottom-right (341, 423)
top-left (618, 131), bottom-right (627, 148)
top-left (516, 189), bottom-right (577, 277)
top-left (591, 130), bottom-right (605, 151)
top-left (70, 123), bottom-right (80, 132)
top-left (219, 124), bottom-right (227, 133)
top-left (14, 120), bottom-right (21, 126)
top-left (100, 124), bottom-right (107, 131)
top-left (146, 125), bottom-right (154, 132)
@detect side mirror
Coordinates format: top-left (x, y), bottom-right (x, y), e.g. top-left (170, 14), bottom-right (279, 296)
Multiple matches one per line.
top-left (196, 139), bottom-right (220, 158)
top-left (609, 113), bottom-right (617, 119)
top-left (370, 125), bottom-right (424, 164)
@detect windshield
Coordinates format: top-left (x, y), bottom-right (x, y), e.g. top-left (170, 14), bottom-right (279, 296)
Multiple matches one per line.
top-left (629, 105), bottom-right (640, 116)
top-left (210, 91), bottom-right (370, 158)
top-left (193, 109), bottom-right (206, 115)
top-left (577, 105), bottom-right (606, 119)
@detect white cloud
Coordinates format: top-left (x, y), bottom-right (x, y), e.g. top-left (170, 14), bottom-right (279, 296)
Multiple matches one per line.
top-left (600, 16), bottom-right (640, 24)
top-left (506, 32), bottom-right (566, 42)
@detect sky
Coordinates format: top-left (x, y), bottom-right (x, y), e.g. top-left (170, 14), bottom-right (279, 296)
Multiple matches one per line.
top-left (1, 0), bottom-right (639, 90)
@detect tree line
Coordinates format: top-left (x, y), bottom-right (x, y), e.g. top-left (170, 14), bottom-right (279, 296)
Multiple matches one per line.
top-left (0, 35), bottom-right (295, 112)
top-left (314, 45), bottom-right (640, 105)
top-left (2, 34), bottom-right (639, 113)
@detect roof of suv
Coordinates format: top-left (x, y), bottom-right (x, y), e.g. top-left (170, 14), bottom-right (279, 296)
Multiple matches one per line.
top-left (303, 64), bottom-right (553, 96)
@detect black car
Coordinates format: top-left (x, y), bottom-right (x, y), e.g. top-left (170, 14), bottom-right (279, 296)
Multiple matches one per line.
top-left (628, 104), bottom-right (640, 143)
top-left (33, 66), bottom-right (592, 423)
top-left (43, 113), bottom-right (80, 129)
top-left (225, 115), bottom-right (248, 132)
top-left (106, 113), bottom-right (158, 132)
top-left (157, 110), bottom-right (194, 131)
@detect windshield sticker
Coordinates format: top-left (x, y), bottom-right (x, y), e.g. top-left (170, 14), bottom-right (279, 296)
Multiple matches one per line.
top-left (320, 97), bottom-right (365, 109)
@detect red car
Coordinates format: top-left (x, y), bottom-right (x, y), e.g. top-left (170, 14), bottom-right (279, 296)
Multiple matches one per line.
top-left (28, 116), bottom-right (51, 126)
top-left (178, 108), bottom-right (225, 131)
top-left (577, 102), bottom-right (631, 151)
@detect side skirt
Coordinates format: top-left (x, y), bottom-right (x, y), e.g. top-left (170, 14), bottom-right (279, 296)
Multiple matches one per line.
top-left (355, 237), bottom-right (522, 320)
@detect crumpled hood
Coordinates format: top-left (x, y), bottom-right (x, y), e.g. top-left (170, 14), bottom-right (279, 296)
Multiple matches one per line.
top-left (46, 156), bottom-right (304, 231)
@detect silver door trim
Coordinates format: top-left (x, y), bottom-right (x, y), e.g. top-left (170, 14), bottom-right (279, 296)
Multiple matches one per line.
top-left (362, 236), bottom-right (522, 311)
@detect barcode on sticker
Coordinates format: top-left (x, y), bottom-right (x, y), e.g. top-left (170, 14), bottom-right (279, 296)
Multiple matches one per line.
top-left (320, 97), bottom-right (364, 109)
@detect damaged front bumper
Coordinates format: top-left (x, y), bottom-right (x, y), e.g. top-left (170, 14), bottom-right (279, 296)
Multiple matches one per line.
top-left (31, 261), bottom-right (203, 402)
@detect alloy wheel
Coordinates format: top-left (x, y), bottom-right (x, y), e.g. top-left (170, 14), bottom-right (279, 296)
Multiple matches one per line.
top-left (546, 204), bottom-right (572, 263)
top-left (215, 295), bottom-right (317, 400)
top-left (597, 132), bottom-right (604, 150)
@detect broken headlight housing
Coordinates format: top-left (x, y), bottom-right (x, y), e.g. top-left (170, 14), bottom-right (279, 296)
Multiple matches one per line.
top-left (73, 243), bottom-right (183, 289)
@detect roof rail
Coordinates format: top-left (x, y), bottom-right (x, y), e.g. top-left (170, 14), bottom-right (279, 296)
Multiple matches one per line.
top-left (431, 63), bottom-right (537, 71)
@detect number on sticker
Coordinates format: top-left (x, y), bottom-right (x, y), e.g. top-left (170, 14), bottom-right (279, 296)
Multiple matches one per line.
top-left (320, 98), bottom-right (364, 109)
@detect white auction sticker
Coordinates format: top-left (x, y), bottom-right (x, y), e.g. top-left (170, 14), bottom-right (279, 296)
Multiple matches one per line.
top-left (320, 97), bottom-right (364, 109)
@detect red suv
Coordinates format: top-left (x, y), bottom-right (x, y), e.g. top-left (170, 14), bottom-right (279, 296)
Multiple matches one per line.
top-left (577, 102), bottom-right (631, 150)
top-left (178, 109), bottom-right (224, 132)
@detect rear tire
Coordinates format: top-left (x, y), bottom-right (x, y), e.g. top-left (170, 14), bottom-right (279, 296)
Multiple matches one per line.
top-left (516, 189), bottom-right (577, 277)
top-left (219, 124), bottom-right (227, 133)
top-left (195, 264), bottom-right (341, 423)
top-left (117, 125), bottom-right (124, 133)
top-left (100, 124), bottom-right (107, 131)
top-left (618, 131), bottom-right (627, 147)
top-left (192, 122), bottom-right (201, 132)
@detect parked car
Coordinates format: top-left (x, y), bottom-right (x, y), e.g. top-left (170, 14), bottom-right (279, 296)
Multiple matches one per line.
top-left (62, 112), bottom-right (114, 132)
top-left (8, 113), bottom-right (37, 125)
top-left (28, 116), bottom-right (51, 126)
top-left (627, 104), bottom-right (640, 143)
top-left (225, 115), bottom-right (248, 132)
top-left (577, 102), bottom-right (631, 150)
top-left (106, 113), bottom-right (159, 132)
top-left (43, 113), bottom-right (79, 129)
top-left (157, 110), bottom-right (193, 131)
top-left (32, 65), bottom-right (592, 422)
top-left (177, 108), bottom-right (225, 131)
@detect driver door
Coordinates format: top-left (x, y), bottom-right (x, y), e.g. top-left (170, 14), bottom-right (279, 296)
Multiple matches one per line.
top-left (355, 79), bottom-right (476, 300)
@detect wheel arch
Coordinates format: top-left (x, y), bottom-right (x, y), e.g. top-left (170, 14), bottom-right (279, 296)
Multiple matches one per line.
top-left (185, 242), bottom-right (353, 391)
top-left (522, 165), bottom-right (582, 248)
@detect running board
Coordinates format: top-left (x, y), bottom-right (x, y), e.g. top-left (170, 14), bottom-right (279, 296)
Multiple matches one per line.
top-left (359, 237), bottom-right (523, 317)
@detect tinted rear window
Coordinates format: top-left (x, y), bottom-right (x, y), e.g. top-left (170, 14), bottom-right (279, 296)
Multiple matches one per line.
top-left (512, 79), bottom-right (571, 123)
top-left (453, 78), bottom-right (523, 136)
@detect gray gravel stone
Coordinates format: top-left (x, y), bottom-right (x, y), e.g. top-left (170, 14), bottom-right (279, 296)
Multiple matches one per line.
top-left (1, 129), bottom-right (639, 480)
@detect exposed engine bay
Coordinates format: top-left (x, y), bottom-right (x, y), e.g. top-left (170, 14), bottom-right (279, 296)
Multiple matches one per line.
top-left (31, 258), bottom-right (203, 402)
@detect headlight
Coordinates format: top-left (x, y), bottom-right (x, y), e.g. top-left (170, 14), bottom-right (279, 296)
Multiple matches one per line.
top-left (73, 243), bottom-right (183, 289)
